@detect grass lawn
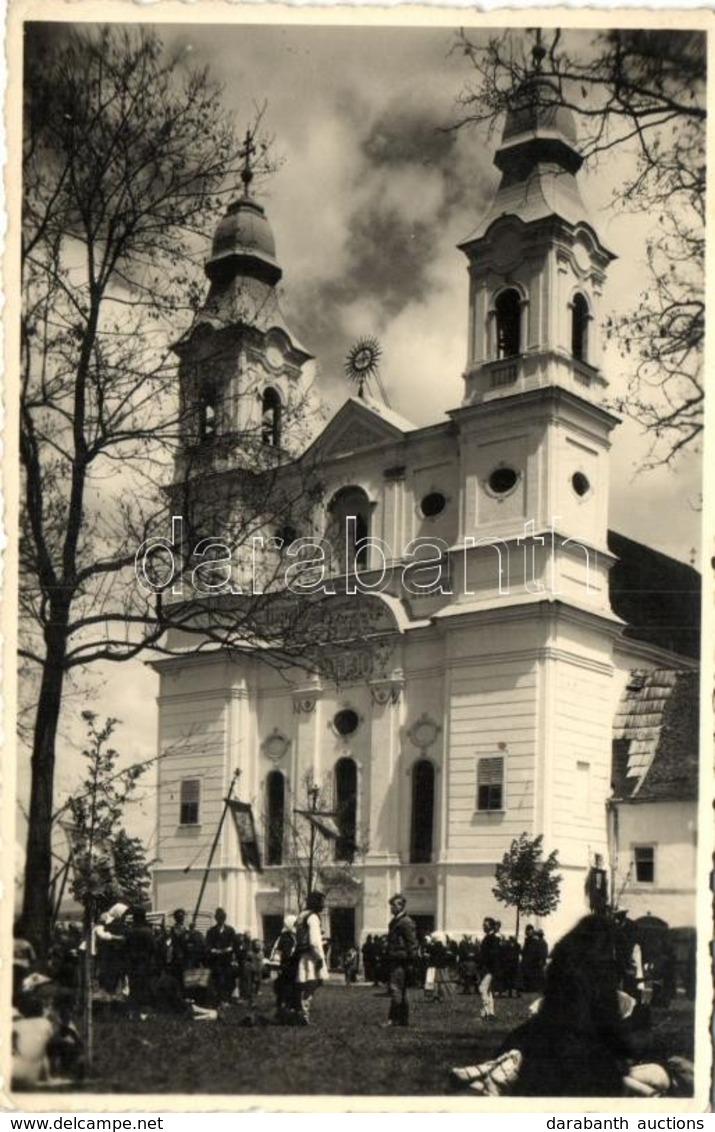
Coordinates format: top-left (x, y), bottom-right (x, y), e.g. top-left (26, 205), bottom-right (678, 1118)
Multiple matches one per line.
top-left (72, 982), bottom-right (697, 1096)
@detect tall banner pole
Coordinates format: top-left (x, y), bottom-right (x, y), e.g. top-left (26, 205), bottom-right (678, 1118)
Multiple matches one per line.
top-left (306, 784), bottom-right (319, 897)
top-left (191, 768), bottom-right (241, 929)
top-left (83, 907), bottom-right (94, 1075)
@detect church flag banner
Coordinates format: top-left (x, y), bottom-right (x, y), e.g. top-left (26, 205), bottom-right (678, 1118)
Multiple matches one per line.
top-left (295, 810), bottom-right (342, 841)
top-left (228, 800), bottom-right (263, 872)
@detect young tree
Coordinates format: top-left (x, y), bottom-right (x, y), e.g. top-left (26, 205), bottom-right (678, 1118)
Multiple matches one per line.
top-left (65, 713), bottom-right (150, 917)
top-left (492, 833), bottom-right (562, 938)
top-left (19, 24), bottom-right (324, 956)
top-left (454, 28), bottom-right (705, 467)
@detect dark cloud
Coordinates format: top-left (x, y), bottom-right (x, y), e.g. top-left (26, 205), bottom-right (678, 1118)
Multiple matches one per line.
top-left (362, 99), bottom-right (457, 170)
top-left (283, 96), bottom-right (495, 392)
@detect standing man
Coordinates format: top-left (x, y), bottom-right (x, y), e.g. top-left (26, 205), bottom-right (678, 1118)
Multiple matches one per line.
top-left (478, 917), bottom-right (500, 1021)
top-left (294, 891), bottom-right (327, 1025)
top-left (384, 892), bottom-right (418, 1028)
top-left (585, 854), bottom-right (609, 914)
top-left (168, 908), bottom-right (190, 990)
top-left (205, 907), bottom-right (237, 1007)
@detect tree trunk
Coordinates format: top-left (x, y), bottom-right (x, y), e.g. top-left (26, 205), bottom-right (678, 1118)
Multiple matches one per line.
top-left (20, 626), bottom-right (68, 958)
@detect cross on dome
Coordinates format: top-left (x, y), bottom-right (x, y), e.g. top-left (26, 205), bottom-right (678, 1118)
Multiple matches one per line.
top-left (239, 128), bottom-right (257, 199)
top-left (531, 27), bottom-right (547, 72)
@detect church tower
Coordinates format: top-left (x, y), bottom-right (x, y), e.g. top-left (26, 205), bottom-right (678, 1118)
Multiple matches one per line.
top-left (450, 57), bottom-right (620, 609)
top-left (436, 56), bottom-right (625, 927)
top-left (173, 132), bottom-right (312, 483)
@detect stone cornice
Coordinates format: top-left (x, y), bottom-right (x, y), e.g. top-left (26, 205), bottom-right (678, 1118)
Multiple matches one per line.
top-left (431, 595), bottom-right (624, 635)
top-left (449, 383), bottom-right (620, 433)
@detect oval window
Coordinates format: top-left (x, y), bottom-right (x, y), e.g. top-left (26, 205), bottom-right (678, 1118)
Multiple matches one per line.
top-left (420, 492), bottom-right (447, 518)
top-left (488, 467), bottom-right (518, 495)
top-left (572, 472), bottom-right (591, 498)
top-left (334, 709), bottom-right (359, 737)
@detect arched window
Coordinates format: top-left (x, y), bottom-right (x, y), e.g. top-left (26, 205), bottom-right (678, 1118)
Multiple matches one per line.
top-left (571, 292), bottom-right (589, 362)
top-left (410, 759), bottom-right (435, 864)
top-left (328, 486), bottom-right (371, 571)
top-left (262, 387), bottom-right (282, 447)
top-left (334, 757), bottom-right (357, 863)
top-left (199, 388), bottom-right (218, 442)
top-left (265, 771), bottom-right (285, 866)
top-left (495, 288), bottom-right (522, 358)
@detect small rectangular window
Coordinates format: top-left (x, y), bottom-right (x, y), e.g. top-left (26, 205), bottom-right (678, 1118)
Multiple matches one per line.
top-left (634, 845), bottom-right (654, 884)
top-left (180, 778), bottom-right (200, 825)
top-left (477, 756), bottom-right (504, 812)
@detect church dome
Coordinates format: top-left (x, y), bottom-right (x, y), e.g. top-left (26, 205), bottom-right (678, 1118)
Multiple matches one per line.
top-left (205, 196), bottom-right (282, 286)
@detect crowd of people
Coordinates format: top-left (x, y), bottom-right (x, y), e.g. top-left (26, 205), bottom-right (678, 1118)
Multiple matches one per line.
top-left (12, 903), bottom-right (277, 1088)
top-left (11, 890), bottom-right (338, 1087)
top-left (11, 894), bottom-right (691, 1099)
top-left (360, 919), bottom-right (549, 1004)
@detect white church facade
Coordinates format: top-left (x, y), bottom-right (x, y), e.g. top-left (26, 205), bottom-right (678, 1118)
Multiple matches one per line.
top-left (150, 82), bottom-right (699, 951)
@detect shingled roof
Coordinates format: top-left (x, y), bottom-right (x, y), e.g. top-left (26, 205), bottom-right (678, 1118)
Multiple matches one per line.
top-left (611, 669), bottom-right (700, 802)
top-left (608, 531), bottom-right (701, 660)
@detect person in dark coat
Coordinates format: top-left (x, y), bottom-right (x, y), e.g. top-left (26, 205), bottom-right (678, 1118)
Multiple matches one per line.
top-left (361, 935), bottom-right (376, 984)
top-left (501, 936), bottom-right (522, 998)
top-left (520, 925), bottom-right (541, 992)
top-left (504, 915), bottom-right (632, 1096)
top-left (271, 914), bottom-right (298, 1023)
top-left (383, 893), bottom-right (418, 1028)
top-left (458, 935), bottom-right (480, 995)
top-left (585, 854), bottom-right (609, 915)
top-left (168, 908), bottom-right (190, 990)
top-left (205, 908), bottom-right (237, 1006)
top-left (240, 938), bottom-right (264, 1024)
top-left (535, 930), bottom-right (549, 985)
top-left (125, 907), bottom-right (159, 1016)
top-left (343, 946), bottom-right (359, 985)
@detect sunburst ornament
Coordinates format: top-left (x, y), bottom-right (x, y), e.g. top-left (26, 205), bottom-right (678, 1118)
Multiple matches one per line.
top-left (344, 337), bottom-right (382, 397)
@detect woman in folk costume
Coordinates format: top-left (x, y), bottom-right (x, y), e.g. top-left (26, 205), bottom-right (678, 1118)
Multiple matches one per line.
top-left (293, 890), bottom-right (327, 1025)
top-left (270, 913), bottom-right (298, 1023)
top-left (95, 903), bottom-right (128, 994)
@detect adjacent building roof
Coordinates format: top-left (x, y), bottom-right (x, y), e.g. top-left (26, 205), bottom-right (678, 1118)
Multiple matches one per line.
top-left (611, 669), bottom-right (700, 802)
top-left (608, 530), bottom-right (701, 660)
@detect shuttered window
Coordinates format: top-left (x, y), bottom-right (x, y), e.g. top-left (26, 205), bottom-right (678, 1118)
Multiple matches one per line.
top-left (180, 778), bottom-right (200, 825)
top-left (634, 845), bottom-right (655, 883)
top-left (477, 756), bottom-right (504, 812)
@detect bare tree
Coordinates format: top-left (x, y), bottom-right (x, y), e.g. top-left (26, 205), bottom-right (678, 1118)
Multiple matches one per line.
top-left (265, 772), bottom-right (368, 913)
top-left (454, 28), bottom-right (705, 466)
top-left (19, 24), bottom-right (326, 955)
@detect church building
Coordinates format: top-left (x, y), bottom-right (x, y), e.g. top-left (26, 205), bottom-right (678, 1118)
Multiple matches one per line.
top-left (150, 78), bottom-right (700, 952)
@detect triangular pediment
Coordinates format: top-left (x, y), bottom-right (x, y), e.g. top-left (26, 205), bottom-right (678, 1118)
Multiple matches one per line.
top-left (306, 397), bottom-right (412, 461)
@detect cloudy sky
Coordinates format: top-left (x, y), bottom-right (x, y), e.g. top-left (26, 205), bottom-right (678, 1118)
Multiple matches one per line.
top-left (16, 17), bottom-right (706, 866)
top-left (157, 20), bottom-right (703, 551)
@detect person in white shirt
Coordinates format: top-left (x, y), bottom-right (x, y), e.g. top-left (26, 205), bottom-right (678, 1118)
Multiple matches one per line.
top-left (293, 891), bottom-right (326, 1025)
